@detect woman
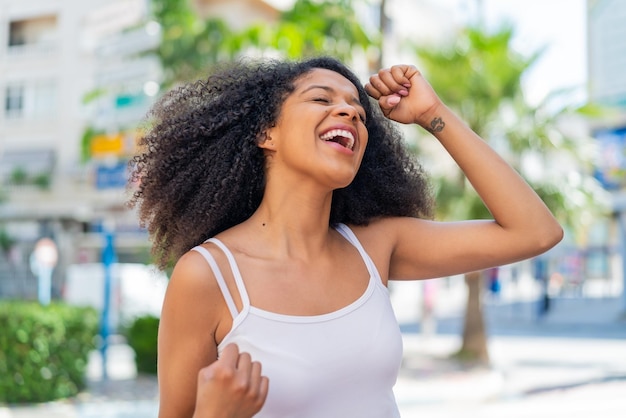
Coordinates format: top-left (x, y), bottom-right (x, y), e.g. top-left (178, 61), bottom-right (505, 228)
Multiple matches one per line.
top-left (129, 56), bottom-right (562, 418)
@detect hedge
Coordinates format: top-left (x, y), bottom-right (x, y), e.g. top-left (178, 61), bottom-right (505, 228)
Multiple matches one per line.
top-left (0, 301), bottom-right (98, 404)
top-left (125, 314), bottom-right (159, 375)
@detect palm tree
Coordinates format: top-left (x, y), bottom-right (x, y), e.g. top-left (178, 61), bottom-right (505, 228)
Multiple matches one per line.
top-left (410, 24), bottom-right (607, 364)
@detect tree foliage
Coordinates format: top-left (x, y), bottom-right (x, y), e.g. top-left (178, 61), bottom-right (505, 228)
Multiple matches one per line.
top-left (150, 0), bottom-right (376, 86)
top-left (274, 0), bottom-right (372, 59)
top-left (413, 25), bottom-right (608, 237)
top-left (150, 0), bottom-right (238, 85)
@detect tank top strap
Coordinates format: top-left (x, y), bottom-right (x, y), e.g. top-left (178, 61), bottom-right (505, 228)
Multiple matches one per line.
top-left (205, 238), bottom-right (251, 307)
top-left (191, 238), bottom-right (251, 319)
top-left (334, 223), bottom-right (381, 281)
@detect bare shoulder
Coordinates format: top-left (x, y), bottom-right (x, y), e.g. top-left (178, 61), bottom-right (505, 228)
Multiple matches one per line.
top-left (347, 216), bottom-right (431, 247)
top-left (161, 247), bottom-right (228, 346)
top-left (345, 217), bottom-right (431, 282)
top-left (167, 248), bottom-right (224, 303)
top-left (158, 247), bottom-right (227, 418)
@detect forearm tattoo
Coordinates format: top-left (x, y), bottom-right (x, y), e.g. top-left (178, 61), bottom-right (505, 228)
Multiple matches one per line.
top-left (427, 117), bottom-right (445, 133)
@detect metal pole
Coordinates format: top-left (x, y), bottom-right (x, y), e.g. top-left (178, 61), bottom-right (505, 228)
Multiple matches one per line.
top-left (618, 212), bottom-right (626, 314)
top-left (33, 237), bottom-right (58, 306)
top-left (37, 266), bottom-right (52, 306)
top-left (100, 227), bottom-right (116, 380)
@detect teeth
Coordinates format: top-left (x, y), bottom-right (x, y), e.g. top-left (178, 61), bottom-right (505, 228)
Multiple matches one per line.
top-left (320, 129), bottom-right (355, 150)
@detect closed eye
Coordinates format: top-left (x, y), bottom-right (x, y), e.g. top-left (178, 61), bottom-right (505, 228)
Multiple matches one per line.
top-left (311, 95), bottom-right (366, 122)
top-left (312, 97), bottom-right (331, 103)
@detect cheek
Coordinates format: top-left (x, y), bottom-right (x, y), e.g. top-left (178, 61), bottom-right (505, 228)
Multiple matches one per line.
top-left (359, 128), bottom-right (369, 152)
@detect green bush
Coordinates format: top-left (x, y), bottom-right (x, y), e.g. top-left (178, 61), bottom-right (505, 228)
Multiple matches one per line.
top-left (125, 315), bottom-right (159, 375)
top-left (0, 301), bottom-right (98, 404)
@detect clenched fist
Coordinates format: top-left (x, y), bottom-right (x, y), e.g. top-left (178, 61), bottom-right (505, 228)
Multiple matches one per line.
top-left (193, 344), bottom-right (269, 418)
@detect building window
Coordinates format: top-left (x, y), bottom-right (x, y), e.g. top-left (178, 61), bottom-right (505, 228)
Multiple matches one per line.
top-left (7, 15), bottom-right (58, 56)
top-left (5, 85), bottom-right (24, 119)
top-left (4, 81), bottom-right (57, 120)
top-left (0, 149), bottom-right (55, 188)
top-left (32, 82), bottom-right (57, 117)
top-left (8, 22), bottom-right (26, 46)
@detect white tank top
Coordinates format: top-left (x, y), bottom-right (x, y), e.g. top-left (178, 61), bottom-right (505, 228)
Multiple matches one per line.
top-left (191, 223), bottom-right (403, 418)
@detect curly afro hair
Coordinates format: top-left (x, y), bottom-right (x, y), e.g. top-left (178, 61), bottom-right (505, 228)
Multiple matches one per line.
top-left (128, 56), bottom-right (434, 269)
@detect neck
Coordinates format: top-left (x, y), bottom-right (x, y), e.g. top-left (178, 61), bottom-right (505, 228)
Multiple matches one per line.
top-left (246, 180), bottom-right (335, 261)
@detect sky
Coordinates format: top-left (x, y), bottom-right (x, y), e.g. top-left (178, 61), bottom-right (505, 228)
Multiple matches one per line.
top-left (268, 0), bottom-right (588, 106)
top-left (392, 0), bottom-right (588, 105)
top-left (476, 0), bottom-right (587, 105)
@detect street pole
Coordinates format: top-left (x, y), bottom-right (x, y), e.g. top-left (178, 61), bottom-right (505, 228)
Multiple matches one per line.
top-left (32, 237), bottom-right (58, 306)
top-left (100, 225), bottom-right (116, 380)
top-left (37, 266), bottom-right (52, 305)
top-left (619, 212), bottom-right (626, 316)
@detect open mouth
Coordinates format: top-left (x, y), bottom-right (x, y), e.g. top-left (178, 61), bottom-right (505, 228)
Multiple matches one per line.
top-left (319, 129), bottom-right (355, 150)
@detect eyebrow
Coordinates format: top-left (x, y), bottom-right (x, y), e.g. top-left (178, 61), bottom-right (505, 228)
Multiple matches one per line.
top-left (300, 85), bottom-right (363, 108)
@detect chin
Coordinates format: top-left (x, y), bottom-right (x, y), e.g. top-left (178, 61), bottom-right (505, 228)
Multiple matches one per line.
top-left (332, 176), bottom-right (356, 190)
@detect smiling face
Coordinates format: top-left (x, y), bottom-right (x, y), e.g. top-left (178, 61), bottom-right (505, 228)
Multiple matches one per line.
top-left (261, 68), bottom-right (369, 190)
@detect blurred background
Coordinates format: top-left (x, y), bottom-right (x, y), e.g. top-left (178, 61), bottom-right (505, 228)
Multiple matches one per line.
top-left (0, 0), bottom-right (625, 417)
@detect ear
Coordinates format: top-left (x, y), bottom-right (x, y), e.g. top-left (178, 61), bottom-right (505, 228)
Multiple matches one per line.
top-left (258, 139), bottom-right (275, 151)
top-left (257, 129), bottom-right (276, 151)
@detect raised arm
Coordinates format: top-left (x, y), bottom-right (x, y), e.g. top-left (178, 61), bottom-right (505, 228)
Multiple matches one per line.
top-left (364, 65), bottom-right (563, 280)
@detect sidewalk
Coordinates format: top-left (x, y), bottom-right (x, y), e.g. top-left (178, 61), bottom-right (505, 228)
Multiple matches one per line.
top-left (397, 333), bottom-right (626, 417)
top-left (2, 296), bottom-right (625, 417)
top-left (396, 294), bottom-right (626, 417)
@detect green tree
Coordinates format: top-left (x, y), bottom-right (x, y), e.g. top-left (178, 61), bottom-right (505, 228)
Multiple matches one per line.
top-left (151, 0), bottom-right (239, 86)
top-left (150, 0), bottom-right (377, 86)
top-left (0, 228), bottom-right (14, 257)
top-left (269, 0), bottom-right (373, 60)
top-left (411, 25), bottom-right (607, 364)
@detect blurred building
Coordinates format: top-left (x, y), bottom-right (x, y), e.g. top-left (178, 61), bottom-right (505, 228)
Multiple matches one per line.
top-left (193, 0), bottom-right (280, 29)
top-left (0, 0), bottom-right (161, 298)
top-left (0, 0), bottom-right (282, 300)
top-left (587, 0), bottom-right (626, 304)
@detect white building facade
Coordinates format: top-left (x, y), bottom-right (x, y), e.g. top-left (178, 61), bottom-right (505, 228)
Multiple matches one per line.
top-left (0, 0), bottom-right (160, 298)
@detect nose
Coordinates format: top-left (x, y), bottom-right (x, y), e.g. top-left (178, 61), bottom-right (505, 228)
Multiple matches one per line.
top-left (334, 102), bottom-right (359, 122)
